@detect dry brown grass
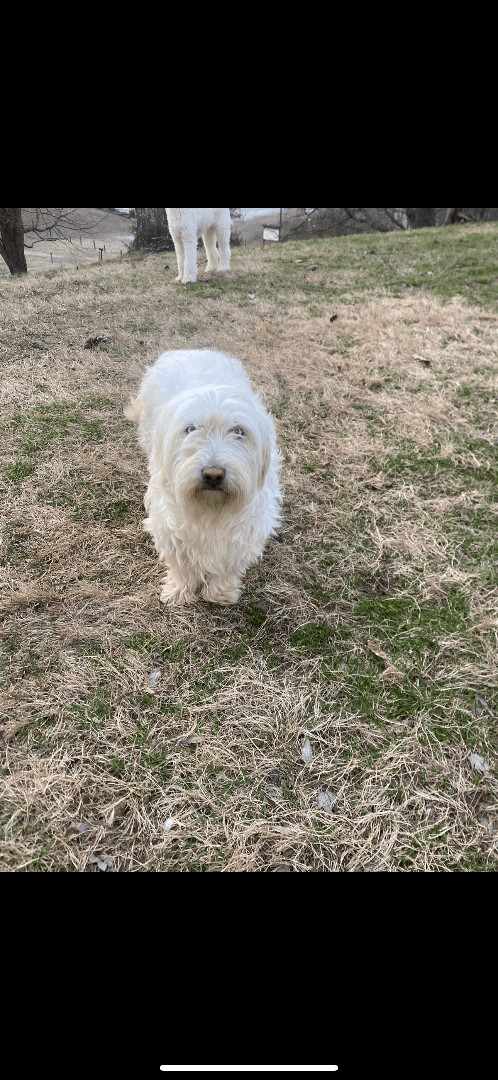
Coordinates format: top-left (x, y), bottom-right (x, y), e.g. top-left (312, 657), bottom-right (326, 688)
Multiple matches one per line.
top-left (1, 227), bottom-right (497, 871)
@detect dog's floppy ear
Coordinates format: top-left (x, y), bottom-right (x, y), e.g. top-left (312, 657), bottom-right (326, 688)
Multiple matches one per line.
top-left (258, 429), bottom-right (272, 490)
top-left (147, 405), bottom-right (177, 483)
top-left (124, 397), bottom-right (142, 423)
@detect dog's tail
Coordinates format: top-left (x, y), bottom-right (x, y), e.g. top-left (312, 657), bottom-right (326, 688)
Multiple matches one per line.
top-left (124, 397), bottom-right (142, 423)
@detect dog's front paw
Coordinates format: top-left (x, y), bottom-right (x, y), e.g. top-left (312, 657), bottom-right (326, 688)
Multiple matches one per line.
top-left (160, 575), bottom-right (195, 605)
top-left (201, 578), bottom-right (241, 605)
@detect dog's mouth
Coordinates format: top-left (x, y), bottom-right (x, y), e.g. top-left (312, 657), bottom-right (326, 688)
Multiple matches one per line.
top-left (195, 483), bottom-right (230, 502)
top-left (181, 464), bottom-right (245, 511)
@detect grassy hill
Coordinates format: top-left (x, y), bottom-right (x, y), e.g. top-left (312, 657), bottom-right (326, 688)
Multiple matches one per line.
top-left (0, 222), bottom-right (497, 871)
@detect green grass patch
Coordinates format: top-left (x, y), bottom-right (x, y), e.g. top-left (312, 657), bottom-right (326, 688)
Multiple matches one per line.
top-left (4, 461), bottom-right (35, 484)
top-left (232, 223), bottom-right (498, 309)
top-left (384, 437), bottom-right (498, 494)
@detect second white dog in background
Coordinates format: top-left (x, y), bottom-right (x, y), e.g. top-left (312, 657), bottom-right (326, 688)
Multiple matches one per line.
top-left (165, 208), bottom-right (231, 284)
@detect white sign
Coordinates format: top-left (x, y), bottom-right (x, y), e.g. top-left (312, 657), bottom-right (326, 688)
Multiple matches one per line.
top-left (263, 227), bottom-right (280, 242)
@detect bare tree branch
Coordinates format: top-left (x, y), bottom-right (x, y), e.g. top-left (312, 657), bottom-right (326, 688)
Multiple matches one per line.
top-left (22, 208), bottom-right (112, 249)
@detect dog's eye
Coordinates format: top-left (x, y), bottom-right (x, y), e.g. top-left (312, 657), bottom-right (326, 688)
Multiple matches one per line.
top-left (229, 426), bottom-right (245, 437)
top-left (184, 425), bottom-right (196, 435)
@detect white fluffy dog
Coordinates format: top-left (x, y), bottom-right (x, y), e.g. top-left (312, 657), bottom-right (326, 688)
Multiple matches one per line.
top-left (165, 208), bottom-right (231, 284)
top-left (125, 349), bottom-right (282, 605)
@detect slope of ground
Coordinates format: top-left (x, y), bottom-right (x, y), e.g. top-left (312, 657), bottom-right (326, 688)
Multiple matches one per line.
top-left (0, 223), bottom-right (497, 871)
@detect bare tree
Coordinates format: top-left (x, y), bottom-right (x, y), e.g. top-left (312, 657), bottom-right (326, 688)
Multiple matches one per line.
top-left (445, 207), bottom-right (489, 224)
top-left (343, 208), bottom-right (407, 231)
top-left (405, 208), bottom-right (437, 229)
top-left (289, 208), bottom-right (492, 236)
top-left (289, 207), bottom-right (493, 236)
top-left (0, 208), bottom-right (28, 274)
top-left (445, 207), bottom-right (463, 225)
top-left (295, 209), bottom-right (488, 235)
top-left (285, 208), bottom-right (408, 237)
top-left (23, 208), bottom-right (105, 246)
top-left (132, 208), bottom-right (173, 251)
top-left (0, 207), bottom-right (121, 275)
top-left (229, 207), bottom-right (243, 245)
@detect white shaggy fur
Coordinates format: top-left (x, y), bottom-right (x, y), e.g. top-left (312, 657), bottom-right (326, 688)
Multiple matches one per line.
top-left (125, 349), bottom-right (282, 605)
top-left (165, 208), bottom-right (231, 284)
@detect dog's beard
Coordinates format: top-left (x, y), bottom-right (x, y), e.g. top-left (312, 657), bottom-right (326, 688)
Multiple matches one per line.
top-left (192, 485), bottom-right (232, 512)
top-left (186, 476), bottom-right (246, 514)
top-left (174, 460), bottom-right (253, 516)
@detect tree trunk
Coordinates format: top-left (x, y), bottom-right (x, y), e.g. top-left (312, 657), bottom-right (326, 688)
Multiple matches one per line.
top-left (133, 208), bottom-right (173, 250)
top-left (445, 208), bottom-right (463, 225)
top-left (0, 208), bottom-right (28, 274)
top-left (406, 208), bottom-right (437, 229)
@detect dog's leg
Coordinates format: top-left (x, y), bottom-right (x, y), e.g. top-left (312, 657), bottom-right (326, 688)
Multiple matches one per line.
top-left (216, 225), bottom-right (231, 272)
top-left (202, 226), bottom-right (220, 273)
top-left (170, 232), bottom-right (185, 283)
top-left (181, 231), bottom-right (198, 283)
top-left (159, 558), bottom-right (242, 606)
top-left (160, 574), bottom-right (196, 605)
top-left (200, 573), bottom-right (242, 605)
top-left (159, 552), bottom-right (200, 605)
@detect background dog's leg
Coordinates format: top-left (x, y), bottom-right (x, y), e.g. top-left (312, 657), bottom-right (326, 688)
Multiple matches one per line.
top-left (216, 225), bottom-right (231, 272)
top-left (181, 234), bottom-right (198, 283)
top-left (202, 226), bottom-right (220, 273)
top-left (170, 233), bottom-right (185, 282)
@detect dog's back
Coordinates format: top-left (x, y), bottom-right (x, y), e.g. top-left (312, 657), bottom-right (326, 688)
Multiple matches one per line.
top-left (166, 208), bottom-right (230, 237)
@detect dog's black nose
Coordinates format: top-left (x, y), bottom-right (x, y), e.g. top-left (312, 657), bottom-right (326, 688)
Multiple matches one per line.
top-left (202, 467), bottom-right (226, 489)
